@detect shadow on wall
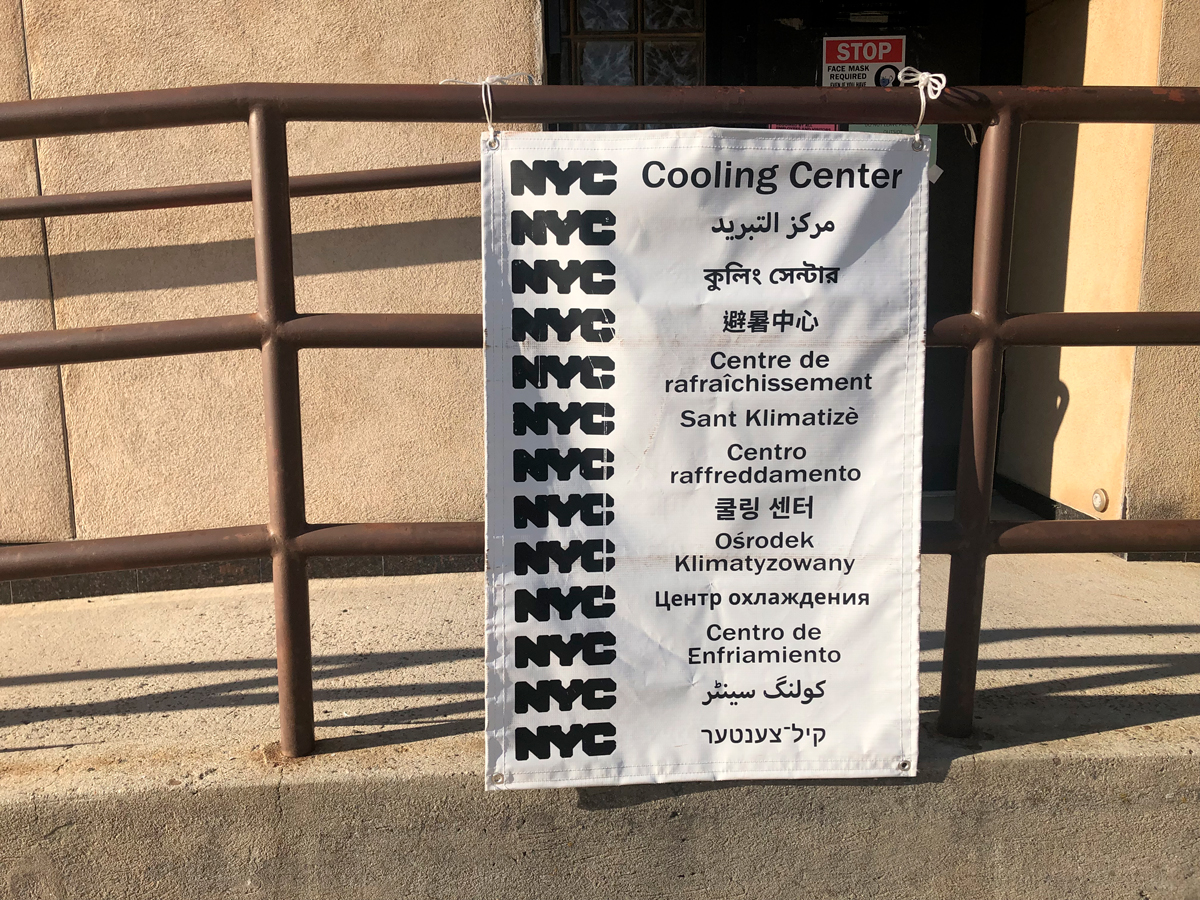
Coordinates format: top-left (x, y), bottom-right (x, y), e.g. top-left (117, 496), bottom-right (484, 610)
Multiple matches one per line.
top-left (995, 0), bottom-right (1088, 497)
top-left (998, 120), bottom-right (1079, 493)
top-left (0, 217), bottom-right (481, 301)
top-left (998, 354), bottom-right (1070, 498)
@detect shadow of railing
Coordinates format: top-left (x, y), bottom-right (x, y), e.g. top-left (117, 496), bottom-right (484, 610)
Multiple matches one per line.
top-left (3, 627), bottom-right (1197, 754)
top-left (0, 649), bottom-right (484, 745)
top-left (919, 625), bottom-right (1200, 744)
top-left (0, 218), bottom-right (482, 302)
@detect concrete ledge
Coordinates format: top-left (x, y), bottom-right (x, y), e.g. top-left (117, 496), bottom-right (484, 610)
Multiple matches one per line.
top-left (2, 557), bottom-right (1198, 899)
top-left (2, 750), bottom-right (1197, 900)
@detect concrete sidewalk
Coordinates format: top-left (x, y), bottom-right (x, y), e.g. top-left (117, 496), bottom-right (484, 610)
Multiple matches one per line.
top-left (1, 555), bottom-right (1198, 899)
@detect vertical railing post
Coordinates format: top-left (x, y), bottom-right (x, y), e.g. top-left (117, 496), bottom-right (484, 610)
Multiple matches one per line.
top-left (249, 104), bottom-right (315, 757)
top-left (937, 109), bottom-right (1022, 738)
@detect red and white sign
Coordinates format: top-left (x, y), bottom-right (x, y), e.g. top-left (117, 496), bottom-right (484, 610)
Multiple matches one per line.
top-left (822, 36), bottom-right (906, 88)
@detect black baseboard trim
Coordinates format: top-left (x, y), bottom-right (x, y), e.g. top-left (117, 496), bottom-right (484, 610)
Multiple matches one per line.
top-left (993, 474), bottom-right (1198, 563)
top-left (1125, 550), bottom-right (1200, 563)
top-left (992, 473), bottom-right (1093, 522)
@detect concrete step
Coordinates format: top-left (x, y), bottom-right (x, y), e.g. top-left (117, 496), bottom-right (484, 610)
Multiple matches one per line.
top-left (1, 556), bottom-right (1198, 899)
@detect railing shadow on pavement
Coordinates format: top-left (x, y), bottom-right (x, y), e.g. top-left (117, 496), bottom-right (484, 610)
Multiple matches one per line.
top-left (4, 626), bottom-right (1197, 763)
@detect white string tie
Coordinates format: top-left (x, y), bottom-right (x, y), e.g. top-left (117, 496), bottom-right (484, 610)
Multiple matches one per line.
top-left (439, 72), bottom-right (535, 149)
top-left (897, 67), bottom-right (946, 150)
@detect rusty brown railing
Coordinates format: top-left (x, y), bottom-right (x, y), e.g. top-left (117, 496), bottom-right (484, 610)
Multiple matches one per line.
top-left (1, 83), bottom-right (1198, 755)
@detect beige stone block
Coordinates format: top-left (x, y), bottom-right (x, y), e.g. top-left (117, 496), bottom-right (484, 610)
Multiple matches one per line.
top-left (300, 348), bottom-right (483, 525)
top-left (0, 0), bottom-right (71, 542)
top-left (60, 352), bottom-right (267, 539)
top-left (1125, 344), bottom-right (1200, 521)
top-left (21, 0), bottom-right (542, 97)
top-left (0, 0), bottom-right (30, 104)
top-left (0, 195), bottom-right (72, 544)
top-left (1124, 0), bottom-right (1200, 521)
top-left (0, 274), bottom-right (73, 543)
top-left (290, 181), bottom-right (484, 316)
top-left (43, 201), bottom-right (264, 539)
top-left (21, 0), bottom-right (539, 536)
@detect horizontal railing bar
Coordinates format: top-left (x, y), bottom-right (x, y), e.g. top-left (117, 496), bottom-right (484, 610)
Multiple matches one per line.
top-left (2, 517), bottom-right (1196, 581)
top-left (0, 522), bottom-right (481, 582)
top-left (290, 161), bottom-right (481, 196)
top-left (0, 181), bottom-right (244, 219)
top-left (7, 309), bottom-right (1200, 369)
top-left (926, 311), bottom-right (1200, 348)
top-left (990, 519), bottom-right (1200, 553)
top-left (1, 84), bottom-right (1200, 141)
top-left (0, 161), bottom-right (481, 221)
top-left (279, 83), bottom-right (1200, 125)
top-left (279, 314), bottom-right (483, 349)
top-left (0, 525), bottom-right (273, 580)
top-left (0, 313), bottom-right (488, 369)
top-left (926, 314), bottom-right (983, 348)
top-left (983, 86), bottom-right (1200, 124)
top-left (0, 314), bottom-right (263, 369)
top-left (1000, 311), bottom-right (1200, 346)
top-left (293, 522), bottom-right (484, 556)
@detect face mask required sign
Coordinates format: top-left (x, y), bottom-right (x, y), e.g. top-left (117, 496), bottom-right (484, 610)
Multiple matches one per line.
top-left (482, 128), bottom-right (926, 789)
top-left (823, 36), bottom-right (906, 87)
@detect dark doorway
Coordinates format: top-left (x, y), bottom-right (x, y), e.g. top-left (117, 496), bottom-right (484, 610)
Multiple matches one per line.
top-left (545, 0), bottom-right (1026, 490)
top-left (705, 0), bottom-right (1025, 490)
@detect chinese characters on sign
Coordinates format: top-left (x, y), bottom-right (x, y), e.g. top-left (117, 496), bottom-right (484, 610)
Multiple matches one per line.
top-left (483, 129), bottom-right (927, 788)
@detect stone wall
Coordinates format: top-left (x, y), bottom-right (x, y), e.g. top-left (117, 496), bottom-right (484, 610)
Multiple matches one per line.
top-left (1123, 0), bottom-right (1200, 523)
top-left (3, 0), bottom-right (1197, 545)
top-left (0, 0), bottom-right (541, 542)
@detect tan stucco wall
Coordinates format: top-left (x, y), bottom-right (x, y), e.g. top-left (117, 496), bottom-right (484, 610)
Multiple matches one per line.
top-left (0, 0), bottom-right (71, 542)
top-left (4, 0), bottom-right (1190, 543)
top-left (1123, 0), bottom-right (1200, 521)
top-left (999, 0), bottom-right (1162, 519)
top-left (0, 0), bottom-right (541, 540)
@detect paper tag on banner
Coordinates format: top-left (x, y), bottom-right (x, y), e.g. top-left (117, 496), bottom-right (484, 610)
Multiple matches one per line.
top-left (482, 128), bottom-right (926, 789)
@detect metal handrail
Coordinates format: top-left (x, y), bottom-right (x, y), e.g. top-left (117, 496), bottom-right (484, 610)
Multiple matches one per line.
top-left (1, 83), bottom-right (1197, 755)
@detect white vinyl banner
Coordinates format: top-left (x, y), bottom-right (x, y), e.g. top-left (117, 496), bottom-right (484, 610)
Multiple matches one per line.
top-left (483, 128), bottom-right (926, 789)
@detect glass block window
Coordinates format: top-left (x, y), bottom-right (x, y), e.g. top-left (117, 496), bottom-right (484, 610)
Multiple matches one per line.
top-left (549, 0), bottom-right (705, 87)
